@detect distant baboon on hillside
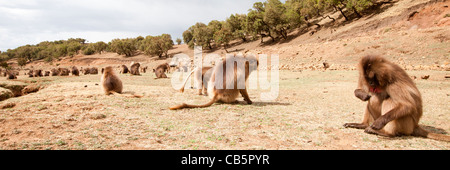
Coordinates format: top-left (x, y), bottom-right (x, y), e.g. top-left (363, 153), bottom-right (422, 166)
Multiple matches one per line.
top-left (58, 68), bottom-right (70, 76)
top-left (6, 71), bottom-right (17, 80)
top-left (83, 67), bottom-right (91, 75)
top-left (44, 71), bottom-right (50, 77)
top-left (90, 67), bottom-right (99, 75)
top-left (51, 68), bottom-right (60, 76)
top-left (71, 66), bottom-right (80, 76)
top-left (33, 70), bottom-right (43, 77)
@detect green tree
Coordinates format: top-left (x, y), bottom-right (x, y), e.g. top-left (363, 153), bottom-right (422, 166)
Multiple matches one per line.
top-left (110, 38), bottom-right (137, 57)
top-left (214, 26), bottom-right (233, 52)
top-left (264, 0), bottom-right (289, 40)
top-left (247, 2), bottom-right (274, 42)
top-left (226, 14), bottom-right (248, 42)
top-left (176, 38), bottom-right (182, 45)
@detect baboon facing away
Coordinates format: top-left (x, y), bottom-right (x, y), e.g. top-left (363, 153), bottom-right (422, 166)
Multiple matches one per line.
top-left (120, 65), bottom-right (129, 74)
top-left (344, 55), bottom-right (450, 142)
top-left (101, 66), bottom-right (123, 95)
top-left (130, 63), bottom-right (140, 75)
top-left (71, 66), bottom-right (80, 76)
top-left (170, 54), bottom-right (258, 110)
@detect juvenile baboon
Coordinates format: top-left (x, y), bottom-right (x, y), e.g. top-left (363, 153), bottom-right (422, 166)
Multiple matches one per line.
top-left (90, 67), bottom-right (99, 75)
top-left (120, 65), bottom-right (129, 74)
top-left (130, 63), bottom-right (140, 75)
top-left (179, 66), bottom-right (213, 95)
top-left (58, 68), bottom-right (70, 76)
top-left (170, 55), bottom-right (258, 110)
top-left (44, 71), bottom-right (50, 77)
top-left (71, 66), bottom-right (80, 76)
top-left (101, 66), bottom-right (123, 95)
top-left (51, 68), bottom-right (60, 76)
top-left (344, 55), bottom-right (450, 141)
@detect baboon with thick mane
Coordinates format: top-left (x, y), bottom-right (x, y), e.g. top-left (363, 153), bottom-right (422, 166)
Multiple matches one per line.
top-left (170, 54), bottom-right (258, 110)
top-left (344, 55), bottom-right (450, 142)
top-left (101, 66), bottom-right (123, 95)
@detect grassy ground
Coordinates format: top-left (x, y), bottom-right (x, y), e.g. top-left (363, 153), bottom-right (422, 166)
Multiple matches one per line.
top-left (0, 70), bottom-right (448, 150)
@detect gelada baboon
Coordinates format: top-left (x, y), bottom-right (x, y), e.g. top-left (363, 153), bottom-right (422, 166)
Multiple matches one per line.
top-left (83, 67), bottom-right (91, 75)
top-left (71, 66), bottom-right (80, 76)
top-left (179, 66), bottom-right (213, 95)
top-left (130, 62), bottom-right (140, 75)
top-left (170, 55), bottom-right (258, 110)
top-left (153, 63), bottom-right (169, 78)
top-left (51, 68), bottom-right (60, 76)
top-left (120, 65), bottom-right (129, 74)
top-left (58, 68), bottom-right (70, 76)
top-left (6, 71), bottom-right (17, 80)
top-left (33, 69), bottom-right (43, 77)
top-left (90, 67), bottom-right (99, 75)
top-left (344, 55), bottom-right (450, 141)
top-left (101, 66), bottom-right (123, 95)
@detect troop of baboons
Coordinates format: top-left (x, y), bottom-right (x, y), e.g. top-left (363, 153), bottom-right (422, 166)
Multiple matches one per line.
top-left (3, 55), bottom-right (450, 142)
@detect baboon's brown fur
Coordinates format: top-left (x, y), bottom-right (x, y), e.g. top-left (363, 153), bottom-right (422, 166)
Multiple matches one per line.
top-left (120, 65), bottom-right (129, 74)
top-left (101, 66), bottom-right (123, 95)
top-left (170, 55), bottom-right (258, 110)
top-left (344, 55), bottom-right (450, 142)
top-left (51, 68), bottom-right (60, 76)
top-left (83, 67), bottom-right (91, 75)
top-left (90, 67), bottom-right (99, 75)
top-left (153, 63), bottom-right (169, 78)
top-left (71, 66), bottom-right (80, 76)
top-left (58, 68), bottom-right (70, 76)
top-left (130, 63), bottom-right (140, 75)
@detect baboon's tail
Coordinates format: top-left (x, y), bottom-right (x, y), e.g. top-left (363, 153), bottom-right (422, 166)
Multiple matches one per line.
top-left (169, 95), bottom-right (217, 110)
top-left (109, 91), bottom-right (143, 98)
top-left (179, 69), bottom-right (196, 93)
top-left (413, 126), bottom-right (450, 142)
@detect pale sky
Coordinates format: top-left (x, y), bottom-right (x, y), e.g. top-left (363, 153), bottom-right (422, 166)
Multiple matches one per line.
top-left (0, 0), bottom-right (262, 51)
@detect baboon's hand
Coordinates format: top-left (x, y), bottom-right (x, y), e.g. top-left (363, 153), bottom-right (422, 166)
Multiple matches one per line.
top-left (354, 89), bottom-right (371, 101)
top-left (371, 118), bottom-right (388, 130)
